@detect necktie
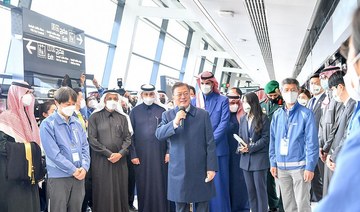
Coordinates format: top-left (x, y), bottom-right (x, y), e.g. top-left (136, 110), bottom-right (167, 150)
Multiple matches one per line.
top-left (310, 98), bottom-right (317, 110)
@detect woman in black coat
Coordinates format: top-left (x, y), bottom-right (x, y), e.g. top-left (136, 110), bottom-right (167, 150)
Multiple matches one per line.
top-left (238, 92), bottom-right (270, 212)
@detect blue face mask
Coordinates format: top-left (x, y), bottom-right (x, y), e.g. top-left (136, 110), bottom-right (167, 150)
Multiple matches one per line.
top-left (320, 79), bottom-right (329, 90)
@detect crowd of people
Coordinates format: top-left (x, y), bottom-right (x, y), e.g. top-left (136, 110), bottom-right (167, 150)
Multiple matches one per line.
top-left (0, 6), bottom-right (360, 212)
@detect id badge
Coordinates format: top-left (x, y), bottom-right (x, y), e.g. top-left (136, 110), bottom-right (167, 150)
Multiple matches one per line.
top-left (280, 138), bottom-right (289, 156)
top-left (71, 148), bottom-right (80, 162)
top-left (72, 152), bottom-right (80, 162)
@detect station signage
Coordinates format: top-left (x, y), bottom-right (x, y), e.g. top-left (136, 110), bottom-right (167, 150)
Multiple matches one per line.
top-left (21, 9), bottom-right (85, 76)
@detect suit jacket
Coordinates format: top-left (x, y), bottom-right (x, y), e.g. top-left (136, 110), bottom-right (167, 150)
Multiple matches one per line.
top-left (308, 92), bottom-right (326, 130)
top-left (238, 114), bottom-right (270, 171)
top-left (192, 92), bottom-right (230, 156)
top-left (155, 105), bottom-right (218, 203)
top-left (318, 96), bottom-right (344, 147)
top-left (325, 98), bottom-right (356, 161)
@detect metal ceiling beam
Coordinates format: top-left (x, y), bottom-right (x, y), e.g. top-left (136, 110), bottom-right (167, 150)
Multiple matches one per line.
top-left (292, 0), bottom-right (340, 78)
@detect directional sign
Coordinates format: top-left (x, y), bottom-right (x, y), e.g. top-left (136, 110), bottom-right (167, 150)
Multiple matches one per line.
top-left (23, 36), bottom-right (85, 72)
top-left (26, 40), bottom-right (36, 54)
top-left (22, 8), bottom-right (85, 50)
top-left (21, 8), bottom-right (85, 77)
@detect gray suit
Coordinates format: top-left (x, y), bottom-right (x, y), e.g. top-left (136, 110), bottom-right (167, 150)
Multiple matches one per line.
top-left (308, 93), bottom-right (326, 130)
top-left (322, 98), bottom-right (356, 195)
top-left (307, 93), bottom-right (326, 202)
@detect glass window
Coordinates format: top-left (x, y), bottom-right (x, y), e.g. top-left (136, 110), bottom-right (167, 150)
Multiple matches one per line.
top-left (141, 0), bottom-right (159, 7)
top-left (203, 59), bottom-right (215, 72)
top-left (31, 0), bottom-right (117, 42)
top-left (160, 35), bottom-right (184, 70)
top-left (126, 54), bottom-right (153, 91)
top-left (167, 20), bottom-right (188, 44)
top-left (132, 18), bottom-right (160, 59)
top-left (144, 17), bottom-right (162, 29)
top-left (0, 6), bottom-right (11, 73)
top-left (156, 65), bottom-right (180, 89)
top-left (84, 37), bottom-right (108, 83)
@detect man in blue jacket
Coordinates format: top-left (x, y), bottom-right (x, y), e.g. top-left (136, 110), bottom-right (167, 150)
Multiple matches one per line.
top-left (193, 71), bottom-right (231, 212)
top-left (156, 82), bottom-right (218, 212)
top-left (269, 78), bottom-right (319, 212)
top-left (40, 87), bottom-right (90, 212)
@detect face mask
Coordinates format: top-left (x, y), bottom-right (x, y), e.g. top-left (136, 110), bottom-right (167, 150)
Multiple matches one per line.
top-left (270, 97), bottom-right (279, 104)
top-left (106, 100), bottom-right (118, 111)
top-left (310, 84), bottom-right (322, 95)
top-left (229, 104), bottom-right (239, 113)
top-left (283, 92), bottom-right (298, 104)
top-left (297, 98), bottom-right (308, 106)
top-left (22, 93), bottom-right (33, 107)
top-left (344, 53), bottom-right (360, 101)
top-left (332, 88), bottom-right (342, 102)
top-left (159, 97), bottom-right (166, 104)
top-left (80, 99), bottom-right (86, 109)
top-left (143, 97), bottom-right (155, 106)
top-left (201, 84), bottom-right (212, 95)
top-left (243, 102), bottom-right (251, 114)
top-left (320, 79), bottom-right (329, 90)
top-left (61, 105), bottom-right (76, 117)
top-left (88, 99), bottom-right (98, 109)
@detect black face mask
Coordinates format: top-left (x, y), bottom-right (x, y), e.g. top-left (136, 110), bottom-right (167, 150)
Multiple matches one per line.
top-left (270, 97), bottom-right (279, 104)
top-left (160, 98), bottom-right (166, 104)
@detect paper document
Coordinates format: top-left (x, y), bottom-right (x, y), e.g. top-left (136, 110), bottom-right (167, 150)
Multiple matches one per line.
top-left (233, 134), bottom-right (247, 147)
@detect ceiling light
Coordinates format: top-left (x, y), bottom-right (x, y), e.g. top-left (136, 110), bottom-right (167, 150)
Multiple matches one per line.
top-left (217, 10), bottom-right (235, 17)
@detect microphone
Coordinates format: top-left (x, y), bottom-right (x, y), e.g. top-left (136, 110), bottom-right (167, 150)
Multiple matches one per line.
top-left (179, 106), bottom-right (186, 127)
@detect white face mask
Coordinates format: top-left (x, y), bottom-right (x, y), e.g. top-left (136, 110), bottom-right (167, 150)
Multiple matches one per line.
top-left (22, 93), bottom-right (33, 107)
top-left (344, 53), bottom-right (360, 101)
top-left (88, 99), bottom-right (98, 109)
top-left (106, 100), bottom-right (118, 111)
top-left (297, 98), bottom-right (308, 106)
top-left (320, 79), bottom-right (329, 90)
top-left (61, 105), bottom-right (76, 117)
top-left (243, 102), bottom-right (251, 114)
top-left (201, 84), bottom-right (212, 95)
top-left (229, 104), bottom-right (239, 113)
top-left (80, 99), bottom-right (86, 109)
top-left (310, 84), bottom-right (322, 95)
top-left (332, 88), bottom-right (342, 102)
top-left (283, 91), bottom-right (298, 104)
top-left (143, 97), bottom-right (155, 106)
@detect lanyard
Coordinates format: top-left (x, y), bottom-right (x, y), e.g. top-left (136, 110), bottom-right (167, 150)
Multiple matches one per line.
top-left (64, 122), bottom-right (79, 148)
top-left (283, 111), bottom-right (291, 139)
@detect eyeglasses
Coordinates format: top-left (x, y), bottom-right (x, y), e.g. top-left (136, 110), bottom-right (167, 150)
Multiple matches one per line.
top-left (174, 92), bottom-right (189, 98)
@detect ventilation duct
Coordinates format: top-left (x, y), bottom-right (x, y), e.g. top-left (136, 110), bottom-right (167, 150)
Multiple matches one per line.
top-left (244, 0), bottom-right (275, 79)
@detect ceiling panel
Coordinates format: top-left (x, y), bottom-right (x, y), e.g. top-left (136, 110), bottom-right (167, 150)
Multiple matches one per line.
top-left (181, 0), bottom-right (318, 86)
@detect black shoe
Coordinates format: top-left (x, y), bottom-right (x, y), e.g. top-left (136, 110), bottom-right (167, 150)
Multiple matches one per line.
top-left (129, 205), bottom-right (138, 211)
top-left (269, 208), bottom-right (278, 212)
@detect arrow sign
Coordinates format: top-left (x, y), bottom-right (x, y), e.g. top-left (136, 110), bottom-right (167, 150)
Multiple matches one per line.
top-left (26, 40), bottom-right (36, 54)
top-left (76, 35), bottom-right (83, 45)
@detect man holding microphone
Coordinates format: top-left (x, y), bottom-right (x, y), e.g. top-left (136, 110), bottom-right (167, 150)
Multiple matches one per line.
top-left (156, 82), bottom-right (218, 212)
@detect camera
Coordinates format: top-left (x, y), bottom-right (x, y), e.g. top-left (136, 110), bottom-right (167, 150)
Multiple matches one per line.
top-left (117, 78), bottom-right (123, 88)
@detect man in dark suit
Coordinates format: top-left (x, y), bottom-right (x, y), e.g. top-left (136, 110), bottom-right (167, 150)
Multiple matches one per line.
top-left (321, 71), bottom-right (356, 195)
top-left (156, 82), bottom-right (218, 212)
top-left (307, 73), bottom-right (326, 202)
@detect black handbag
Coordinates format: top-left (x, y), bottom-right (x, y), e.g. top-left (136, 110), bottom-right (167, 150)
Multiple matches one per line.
top-left (6, 141), bottom-right (46, 184)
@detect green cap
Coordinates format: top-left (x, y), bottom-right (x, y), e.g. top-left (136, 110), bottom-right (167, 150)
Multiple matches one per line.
top-left (264, 80), bottom-right (279, 94)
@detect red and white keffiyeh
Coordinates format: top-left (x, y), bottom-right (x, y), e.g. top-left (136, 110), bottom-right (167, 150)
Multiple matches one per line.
top-left (195, 71), bottom-right (220, 109)
top-left (0, 81), bottom-right (40, 145)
